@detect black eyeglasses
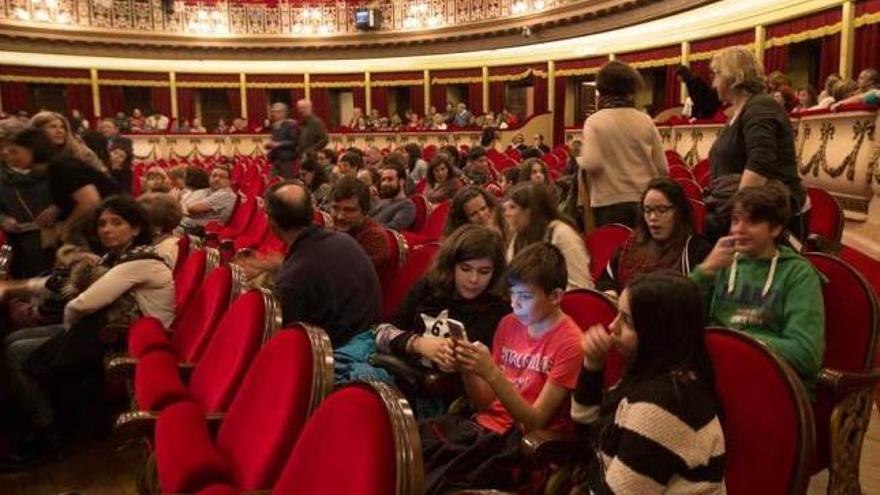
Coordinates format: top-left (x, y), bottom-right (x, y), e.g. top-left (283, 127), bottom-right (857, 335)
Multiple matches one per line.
top-left (643, 205), bottom-right (675, 216)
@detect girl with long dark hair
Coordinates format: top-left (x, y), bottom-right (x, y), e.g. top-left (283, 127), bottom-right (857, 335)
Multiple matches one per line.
top-left (443, 185), bottom-right (507, 241)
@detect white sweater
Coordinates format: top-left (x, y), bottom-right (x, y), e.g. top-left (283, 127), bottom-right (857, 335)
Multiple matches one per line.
top-left (507, 220), bottom-right (594, 291)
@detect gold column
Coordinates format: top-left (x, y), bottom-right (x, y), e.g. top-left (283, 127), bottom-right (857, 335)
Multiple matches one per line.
top-left (680, 41), bottom-right (690, 104)
top-left (170, 72), bottom-right (178, 120)
top-left (423, 69), bottom-right (430, 116)
top-left (90, 68), bottom-right (100, 118)
top-left (482, 66), bottom-right (489, 113)
top-left (365, 72), bottom-right (372, 114)
top-left (304, 73), bottom-right (311, 100)
top-left (840, 0), bottom-right (855, 80)
top-left (548, 61), bottom-right (556, 143)
top-left (240, 73), bottom-right (248, 120)
top-left (608, 53), bottom-right (616, 61)
top-left (754, 25), bottom-right (766, 66)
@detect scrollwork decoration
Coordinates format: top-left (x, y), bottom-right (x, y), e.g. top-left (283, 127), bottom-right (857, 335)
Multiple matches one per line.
top-left (803, 122), bottom-right (835, 178)
top-left (796, 122), bottom-right (812, 174)
top-left (822, 120), bottom-right (872, 181)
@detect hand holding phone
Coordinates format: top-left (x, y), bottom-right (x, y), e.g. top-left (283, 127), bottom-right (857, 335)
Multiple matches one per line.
top-left (446, 319), bottom-right (466, 341)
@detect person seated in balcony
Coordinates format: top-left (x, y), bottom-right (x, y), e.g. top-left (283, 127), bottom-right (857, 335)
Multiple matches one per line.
top-left (369, 161), bottom-right (416, 231)
top-left (329, 176), bottom-right (390, 275)
top-left (443, 102), bottom-right (455, 124)
top-left (597, 178), bottom-right (711, 297)
top-left (388, 113), bottom-right (403, 131)
top-left (857, 68), bottom-right (880, 93)
top-left (113, 111), bottom-right (130, 133)
top-left (368, 108), bottom-right (382, 129)
top-left (375, 224), bottom-right (510, 416)
top-left (452, 102), bottom-right (473, 128)
top-left (443, 185), bottom-right (507, 241)
top-left (349, 107), bottom-right (364, 129)
top-left (173, 119), bottom-right (191, 133)
top-left (572, 273), bottom-right (726, 493)
top-left (772, 88), bottom-right (797, 112)
top-left (31, 111), bottom-right (107, 174)
top-left (269, 181), bottom-right (380, 347)
top-left (691, 185), bottom-right (825, 396)
top-left (462, 146), bottom-right (495, 186)
top-left (230, 117), bottom-right (248, 133)
top-left (214, 117), bottom-right (230, 134)
top-left (300, 157), bottom-right (331, 211)
top-left (813, 74), bottom-right (841, 109)
top-left (793, 86), bottom-right (818, 112)
top-left (179, 164), bottom-right (236, 234)
top-left (129, 108), bottom-right (146, 132)
top-left (430, 112), bottom-right (448, 130)
top-left (505, 183), bottom-right (593, 291)
top-left (675, 65), bottom-right (722, 119)
top-left (190, 117), bottom-right (207, 134)
top-left (501, 107), bottom-right (518, 127)
top-left (831, 68), bottom-right (880, 109)
top-left (508, 133), bottom-right (528, 153)
top-left (352, 116), bottom-right (369, 131)
top-left (418, 242), bottom-right (584, 494)
top-left (532, 133), bottom-right (550, 154)
top-left (425, 152), bottom-right (464, 204)
top-left (144, 111), bottom-right (170, 133)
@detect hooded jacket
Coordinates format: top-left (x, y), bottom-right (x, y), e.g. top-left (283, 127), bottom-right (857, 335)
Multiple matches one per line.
top-left (690, 245), bottom-right (824, 395)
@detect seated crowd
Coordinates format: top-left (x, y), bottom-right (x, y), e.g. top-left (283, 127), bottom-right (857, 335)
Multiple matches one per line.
top-left (0, 46), bottom-right (837, 493)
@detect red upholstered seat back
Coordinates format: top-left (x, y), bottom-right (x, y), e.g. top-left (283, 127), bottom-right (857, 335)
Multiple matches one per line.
top-left (171, 266), bottom-right (235, 363)
top-left (174, 249), bottom-right (209, 313)
top-left (692, 158), bottom-right (710, 181)
top-left (584, 224), bottom-right (632, 281)
top-left (665, 149), bottom-right (684, 166)
top-left (668, 165), bottom-right (694, 182)
top-left (675, 177), bottom-right (704, 203)
top-left (215, 329), bottom-right (319, 490)
top-left (689, 199), bottom-right (707, 236)
top-left (174, 235), bottom-right (191, 276)
top-left (188, 290), bottom-right (268, 412)
top-left (560, 290), bottom-right (621, 387)
top-left (806, 187), bottom-right (844, 246)
top-left (409, 195), bottom-right (428, 232)
top-left (233, 210), bottom-right (269, 252)
top-left (220, 195), bottom-right (257, 238)
top-left (382, 243), bottom-right (439, 320)
top-left (273, 384), bottom-right (398, 495)
top-left (378, 229), bottom-right (403, 294)
top-left (706, 328), bottom-right (814, 495)
top-left (420, 201), bottom-right (450, 240)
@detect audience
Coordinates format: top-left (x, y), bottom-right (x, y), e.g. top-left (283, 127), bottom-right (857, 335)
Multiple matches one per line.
top-left (300, 157), bottom-right (332, 211)
top-left (403, 143), bottom-right (429, 183)
top-left (444, 185), bottom-right (507, 241)
top-left (136, 192), bottom-right (183, 269)
top-left (97, 119), bottom-right (133, 194)
top-left (179, 165), bottom-right (237, 234)
top-left (266, 102), bottom-right (298, 179)
top-left (329, 176), bottom-right (391, 276)
top-left (424, 153), bottom-right (464, 204)
top-left (793, 85), bottom-right (818, 111)
top-left (31, 111), bottom-right (107, 174)
top-left (452, 102), bottom-right (473, 127)
top-left (462, 146), bottom-right (495, 186)
top-left (129, 108), bottom-right (146, 132)
top-left (336, 151), bottom-right (364, 182)
top-left (369, 160), bottom-right (416, 231)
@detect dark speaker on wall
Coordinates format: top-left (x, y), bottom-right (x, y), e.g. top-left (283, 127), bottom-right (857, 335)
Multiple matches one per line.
top-left (355, 8), bottom-right (381, 30)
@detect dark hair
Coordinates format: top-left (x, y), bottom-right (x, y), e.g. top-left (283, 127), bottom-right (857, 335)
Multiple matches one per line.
top-left (507, 242), bottom-right (567, 294)
top-left (480, 127), bottom-right (497, 147)
top-left (517, 158), bottom-right (549, 184)
top-left (381, 159), bottom-right (407, 182)
top-left (426, 152), bottom-right (455, 188)
top-left (508, 183), bottom-right (570, 255)
top-left (675, 65), bottom-right (693, 81)
top-left (81, 131), bottom-right (110, 166)
top-left (467, 146), bottom-right (487, 162)
top-left (427, 224), bottom-right (507, 299)
top-left (137, 192), bottom-right (184, 235)
top-left (444, 185), bottom-right (506, 239)
top-left (11, 127), bottom-right (59, 164)
top-left (300, 157), bottom-right (329, 191)
top-left (520, 147), bottom-right (542, 160)
top-left (731, 183), bottom-right (791, 231)
top-left (211, 164), bottom-right (231, 178)
top-left (339, 152), bottom-right (364, 171)
top-left (317, 147), bottom-right (338, 165)
top-left (265, 181), bottom-right (314, 231)
top-left (331, 176), bottom-right (371, 213)
top-left (185, 166), bottom-right (210, 190)
top-left (597, 61), bottom-right (644, 98)
top-left (91, 195), bottom-right (154, 250)
top-left (502, 167), bottom-right (520, 185)
top-left (403, 143), bottom-right (422, 172)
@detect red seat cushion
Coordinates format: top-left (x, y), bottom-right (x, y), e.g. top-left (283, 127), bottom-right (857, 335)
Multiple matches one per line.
top-left (156, 401), bottom-right (232, 493)
top-left (134, 349), bottom-right (189, 411)
top-left (381, 243), bottom-right (439, 320)
top-left (409, 195), bottom-right (428, 232)
top-left (273, 385), bottom-right (396, 495)
top-left (174, 249), bottom-right (209, 312)
top-left (127, 317), bottom-right (171, 359)
top-left (420, 201), bottom-right (450, 240)
top-left (584, 224), bottom-right (632, 282)
top-left (171, 266), bottom-right (235, 363)
top-left (560, 290), bottom-right (622, 387)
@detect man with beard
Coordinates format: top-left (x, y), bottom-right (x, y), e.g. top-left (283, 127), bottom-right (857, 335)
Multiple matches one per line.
top-left (330, 176), bottom-right (391, 275)
top-left (368, 160), bottom-right (416, 231)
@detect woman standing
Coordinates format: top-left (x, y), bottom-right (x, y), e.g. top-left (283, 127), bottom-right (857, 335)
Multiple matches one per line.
top-left (30, 111), bottom-right (107, 174)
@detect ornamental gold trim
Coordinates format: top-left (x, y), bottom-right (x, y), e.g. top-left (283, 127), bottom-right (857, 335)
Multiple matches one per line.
top-left (0, 75), bottom-right (91, 84)
top-left (689, 42), bottom-right (756, 61)
top-left (371, 79), bottom-right (425, 87)
top-left (854, 11), bottom-right (880, 28)
top-left (764, 23), bottom-right (842, 48)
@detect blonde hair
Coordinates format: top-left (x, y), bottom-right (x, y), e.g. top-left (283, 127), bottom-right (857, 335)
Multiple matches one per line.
top-left (710, 46), bottom-right (766, 96)
top-left (30, 111), bottom-right (107, 172)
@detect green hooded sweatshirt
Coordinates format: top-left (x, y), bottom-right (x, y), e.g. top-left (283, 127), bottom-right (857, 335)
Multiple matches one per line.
top-left (690, 245), bottom-right (825, 396)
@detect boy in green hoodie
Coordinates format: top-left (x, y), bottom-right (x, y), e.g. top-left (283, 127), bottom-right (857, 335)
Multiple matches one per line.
top-left (690, 185), bottom-right (824, 396)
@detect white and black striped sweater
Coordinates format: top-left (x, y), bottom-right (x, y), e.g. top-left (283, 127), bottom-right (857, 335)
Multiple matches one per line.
top-left (571, 368), bottom-right (726, 494)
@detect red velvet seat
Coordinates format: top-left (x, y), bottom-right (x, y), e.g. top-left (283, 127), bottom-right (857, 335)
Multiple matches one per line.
top-left (665, 149), bottom-right (684, 166)
top-left (420, 201), bottom-right (450, 240)
top-left (132, 289), bottom-right (279, 413)
top-left (705, 327), bottom-right (815, 495)
top-left (381, 243), bottom-right (439, 320)
top-left (409, 195), bottom-right (428, 232)
top-left (689, 199), bottom-right (707, 236)
top-left (675, 177), bottom-right (704, 203)
top-left (231, 210), bottom-right (269, 252)
top-left (583, 224), bottom-right (632, 282)
top-left (154, 326), bottom-right (334, 493)
top-left (173, 234), bottom-right (191, 276)
top-left (560, 290), bottom-right (621, 387)
top-left (206, 194), bottom-right (255, 239)
top-left (804, 253), bottom-right (880, 492)
top-left (378, 229), bottom-right (407, 295)
top-left (805, 187), bottom-right (843, 251)
top-left (692, 158), bottom-right (710, 182)
top-left (172, 248), bottom-right (215, 314)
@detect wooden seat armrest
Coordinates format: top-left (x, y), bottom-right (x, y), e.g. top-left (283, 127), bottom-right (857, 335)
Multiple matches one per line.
top-left (521, 429), bottom-right (579, 464)
top-left (104, 354), bottom-right (138, 381)
top-left (114, 410), bottom-right (159, 444)
top-left (819, 367), bottom-right (880, 397)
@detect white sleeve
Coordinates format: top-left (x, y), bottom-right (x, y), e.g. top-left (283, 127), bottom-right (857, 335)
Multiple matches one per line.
top-left (63, 259), bottom-right (155, 327)
top-left (579, 118), bottom-right (603, 172)
top-left (552, 223), bottom-right (595, 291)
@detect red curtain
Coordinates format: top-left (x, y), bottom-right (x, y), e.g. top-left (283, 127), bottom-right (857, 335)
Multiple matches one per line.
top-left (467, 83), bottom-right (483, 115)
top-left (290, 88), bottom-right (305, 104)
top-left (488, 81), bottom-right (505, 113)
top-left (353, 86), bottom-right (366, 113)
top-left (150, 87), bottom-right (172, 117)
top-left (533, 75), bottom-right (548, 114)
top-left (227, 88), bottom-right (242, 118)
top-left (371, 86), bottom-right (388, 116)
top-left (690, 59), bottom-right (712, 84)
top-left (66, 85), bottom-right (93, 120)
top-left (854, 23), bottom-right (880, 75)
top-left (553, 76), bottom-right (567, 146)
top-left (818, 33), bottom-right (841, 88)
top-left (763, 45), bottom-right (790, 73)
top-left (177, 88), bottom-right (196, 120)
top-left (430, 84), bottom-right (446, 111)
top-left (1, 81), bottom-right (29, 114)
top-left (99, 86), bottom-right (124, 117)
top-left (247, 87), bottom-right (268, 124)
top-left (310, 87), bottom-right (330, 122)
top-left (664, 65), bottom-right (681, 109)
top-left (410, 85), bottom-right (425, 116)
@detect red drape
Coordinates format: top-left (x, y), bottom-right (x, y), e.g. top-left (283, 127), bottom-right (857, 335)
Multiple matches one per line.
top-left (763, 45), bottom-right (790, 73)
top-left (290, 88), bottom-right (305, 104)
top-left (371, 86), bottom-right (388, 116)
top-left (99, 86), bottom-right (124, 117)
top-left (664, 65), bottom-right (681, 109)
top-left (533, 75), bottom-right (548, 114)
top-left (176, 88), bottom-right (196, 120)
top-left (553, 76), bottom-right (567, 146)
top-left (227, 88), bottom-right (242, 118)
top-left (353, 86), bottom-right (366, 113)
top-left (66, 85), bottom-right (94, 120)
top-left (310, 87), bottom-right (330, 122)
top-left (467, 83), bottom-right (483, 115)
top-left (410, 85), bottom-right (425, 116)
top-left (1, 81), bottom-right (29, 114)
top-left (818, 33), bottom-right (841, 88)
top-left (430, 84), bottom-right (446, 111)
top-left (690, 59), bottom-right (712, 84)
top-left (854, 23), bottom-right (880, 75)
top-left (247, 87), bottom-right (268, 124)
top-left (150, 87), bottom-right (172, 117)
top-left (488, 81), bottom-right (505, 113)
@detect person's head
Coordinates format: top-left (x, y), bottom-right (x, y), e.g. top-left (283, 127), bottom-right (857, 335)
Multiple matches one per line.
top-left (365, 146), bottom-right (383, 167)
top-left (0, 118), bottom-right (26, 161)
top-left (192, 117), bottom-right (204, 129)
top-left (730, 184), bottom-right (791, 256)
top-left (144, 167), bottom-right (171, 193)
top-left (710, 46), bottom-right (766, 101)
top-left (98, 118), bottom-right (119, 138)
top-left (797, 86), bottom-right (817, 107)
top-left (427, 224), bottom-right (506, 301)
top-left (635, 178), bottom-right (694, 245)
top-left (296, 99), bottom-right (313, 118)
top-left (440, 145), bottom-right (460, 167)
top-left (137, 192), bottom-right (183, 237)
top-left (338, 151), bottom-right (364, 177)
top-left (217, 117), bottom-right (228, 127)
top-left (167, 165), bottom-right (187, 189)
top-left (615, 273), bottom-right (713, 384)
top-left (208, 165), bottom-right (232, 191)
top-left (300, 157), bottom-right (329, 190)
top-left (30, 111), bottom-right (71, 147)
top-left (512, 133), bottom-right (524, 145)
top-left (330, 176), bottom-right (371, 233)
top-left (823, 74), bottom-right (842, 96)
top-left (832, 79), bottom-right (860, 101)
top-left (518, 158), bottom-right (548, 185)
top-left (265, 181), bottom-right (314, 236)
top-left (457, 102), bottom-right (466, 113)
top-left (7, 126), bottom-right (57, 169)
top-left (857, 68), bottom-right (880, 92)
top-left (466, 146), bottom-right (488, 173)
top-left (505, 183), bottom-right (561, 248)
top-left (91, 195), bottom-right (153, 254)
top-left (316, 148), bottom-right (337, 168)
top-left (270, 102), bottom-right (289, 122)
top-left (596, 61), bottom-right (643, 100)
top-left (132, 108), bottom-right (143, 118)
top-left (507, 242), bottom-right (567, 326)
top-left (532, 133), bottom-right (545, 147)
top-left (379, 160), bottom-right (407, 199)
top-left (445, 185), bottom-right (505, 238)
top-left (185, 166), bottom-right (210, 190)
top-left (370, 108), bottom-right (380, 119)
top-left (427, 152), bottom-right (455, 187)
top-left (357, 167), bottom-right (379, 190)
top-left (772, 90), bottom-right (785, 107)
top-left (500, 167), bottom-right (519, 194)
top-left (675, 64), bottom-right (693, 83)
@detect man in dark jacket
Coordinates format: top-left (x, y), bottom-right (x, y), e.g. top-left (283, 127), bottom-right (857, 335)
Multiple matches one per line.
top-left (98, 118), bottom-right (133, 193)
top-left (676, 65), bottom-right (722, 119)
top-left (296, 99), bottom-right (329, 162)
top-left (266, 103), bottom-right (298, 179)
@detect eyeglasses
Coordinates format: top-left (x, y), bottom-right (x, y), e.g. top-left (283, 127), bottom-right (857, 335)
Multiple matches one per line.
top-left (643, 205), bottom-right (675, 216)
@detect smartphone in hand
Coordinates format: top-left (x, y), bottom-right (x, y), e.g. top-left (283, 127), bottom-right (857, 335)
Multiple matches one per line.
top-left (447, 319), bottom-right (467, 342)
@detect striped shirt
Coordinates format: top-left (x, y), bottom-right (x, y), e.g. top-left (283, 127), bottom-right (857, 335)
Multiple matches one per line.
top-left (571, 368), bottom-right (726, 494)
